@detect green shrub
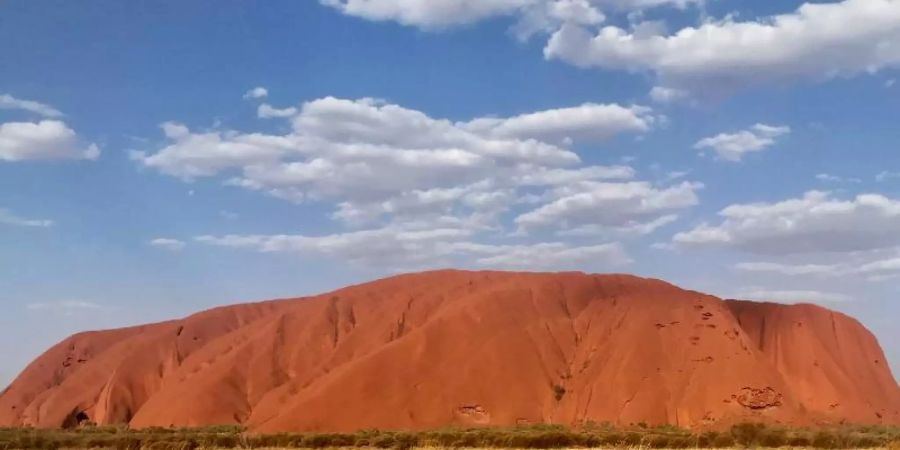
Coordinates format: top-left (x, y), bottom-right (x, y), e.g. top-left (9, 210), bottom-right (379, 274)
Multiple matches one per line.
top-left (391, 432), bottom-right (418, 450)
top-left (622, 431), bottom-right (643, 446)
top-left (665, 435), bottom-right (696, 448)
top-left (730, 421), bottom-right (767, 445)
top-left (644, 434), bottom-right (671, 448)
top-left (711, 432), bottom-right (736, 447)
top-left (0, 421), bottom-right (898, 449)
top-left (759, 427), bottom-right (788, 447)
top-left (812, 430), bottom-right (840, 448)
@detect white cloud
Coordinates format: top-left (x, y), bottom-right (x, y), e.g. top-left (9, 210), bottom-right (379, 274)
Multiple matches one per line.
top-left (0, 120), bottom-right (99, 162)
top-left (673, 191), bottom-right (900, 254)
top-left (287, 97), bottom-right (579, 166)
top-left (461, 102), bottom-right (657, 144)
top-left (735, 254), bottom-right (900, 282)
top-left (511, 0), bottom-right (606, 40)
top-left (135, 97), bottom-right (674, 233)
top-left (321, 0), bottom-right (531, 29)
top-left (27, 300), bottom-right (102, 311)
top-left (258, 103), bottom-right (298, 118)
top-left (197, 224), bottom-right (631, 269)
top-left (515, 180), bottom-right (701, 234)
top-left (816, 173), bottom-right (861, 183)
top-left (138, 96), bottom-right (702, 270)
top-left (321, 0), bottom-right (699, 31)
top-left (220, 210), bottom-right (240, 220)
top-left (148, 238), bottom-right (186, 251)
top-left (732, 288), bottom-right (851, 304)
top-left (511, 165), bottom-right (634, 185)
top-left (322, 0), bottom-right (899, 96)
top-left (694, 124), bottom-right (790, 162)
top-left (557, 213), bottom-right (679, 237)
top-left (469, 241), bottom-right (631, 268)
top-left (197, 225), bottom-right (473, 267)
top-left (605, 0), bottom-right (699, 10)
top-left (545, 0), bottom-right (900, 93)
top-left (327, 181), bottom-right (515, 226)
top-left (662, 170), bottom-right (688, 182)
top-left (648, 86), bottom-right (689, 104)
top-left (876, 171), bottom-right (900, 182)
top-left (130, 121), bottom-right (296, 178)
top-left (0, 94), bottom-right (63, 118)
top-left (735, 261), bottom-right (841, 277)
top-left (855, 255), bottom-right (900, 280)
top-left (0, 208), bottom-right (53, 228)
top-left (243, 87), bottom-right (269, 100)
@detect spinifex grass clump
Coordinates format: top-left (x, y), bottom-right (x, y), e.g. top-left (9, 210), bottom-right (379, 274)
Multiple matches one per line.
top-left (1, 422), bottom-right (898, 449)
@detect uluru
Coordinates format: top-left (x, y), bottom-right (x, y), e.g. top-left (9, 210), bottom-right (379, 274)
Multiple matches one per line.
top-left (1, 270), bottom-right (898, 432)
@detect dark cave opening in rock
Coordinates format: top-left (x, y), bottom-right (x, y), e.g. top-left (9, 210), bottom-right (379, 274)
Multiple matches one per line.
top-left (62, 409), bottom-right (92, 429)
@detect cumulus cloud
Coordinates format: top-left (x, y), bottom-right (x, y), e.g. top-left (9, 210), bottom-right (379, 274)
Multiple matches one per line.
top-left (735, 262), bottom-right (841, 277)
top-left (512, 165), bottom-right (634, 186)
top-left (130, 121), bottom-right (295, 178)
top-left (197, 224), bottom-right (471, 266)
top-left (321, 0), bottom-right (531, 29)
top-left (320, 0), bottom-right (900, 95)
top-left (258, 103), bottom-right (299, 119)
top-left (0, 94), bottom-right (63, 118)
top-left (515, 180), bottom-right (701, 235)
top-left (149, 238), bottom-right (186, 251)
top-left (545, 0), bottom-right (900, 93)
top-left (197, 224), bottom-right (631, 269)
top-left (461, 103), bottom-right (658, 144)
top-left (134, 97), bottom-right (673, 232)
top-left (693, 124), bottom-right (790, 162)
top-left (735, 254), bottom-right (900, 282)
top-left (0, 208), bottom-right (53, 228)
top-left (469, 242), bottom-right (631, 268)
top-left (321, 0), bottom-right (699, 31)
top-left (673, 191), bottom-right (900, 255)
top-left (136, 96), bottom-right (700, 269)
top-left (732, 288), bottom-right (851, 304)
top-left (243, 87), bottom-right (268, 100)
top-left (855, 255), bottom-right (900, 280)
top-left (648, 86), bottom-right (689, 104)
top-left (0, 120), bottom-right (99, 162)
top-left (511, 0), bottom-right (606, 40)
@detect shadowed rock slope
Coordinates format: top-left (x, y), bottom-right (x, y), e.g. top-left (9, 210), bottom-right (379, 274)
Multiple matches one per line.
top-left (1, 270), bottom-right (897, 431)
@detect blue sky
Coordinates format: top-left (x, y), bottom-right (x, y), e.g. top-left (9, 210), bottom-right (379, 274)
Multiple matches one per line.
top-left (2, 0), bottom-right (900, 387)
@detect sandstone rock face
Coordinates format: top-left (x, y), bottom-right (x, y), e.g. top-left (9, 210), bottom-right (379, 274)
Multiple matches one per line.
top-left (1, 270), bottom-right (897, 431)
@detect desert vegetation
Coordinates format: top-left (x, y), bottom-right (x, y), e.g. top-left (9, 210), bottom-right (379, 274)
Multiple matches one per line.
top-left (1, 423), bottom-right (898, 450)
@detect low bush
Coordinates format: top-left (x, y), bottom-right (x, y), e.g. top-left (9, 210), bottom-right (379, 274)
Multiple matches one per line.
top-left (0, 421), bottom-right (897, 449)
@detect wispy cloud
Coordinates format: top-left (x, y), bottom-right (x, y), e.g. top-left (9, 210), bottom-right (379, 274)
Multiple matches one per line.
top-left (243, 86), bottom-right (268, 100)
top-left (0, 94), bottom-right (63, 118)
top-left (816, 173), bottom-right (861, 183)
top-left (148, 238), bottom-right (186, 251)
top-left (0, 208), bottom-right (53, 228)
top-left (733, 288), bottom-right (851, 304)
top-left (27, 300), bottom-right (102, 311)
top-left (694, 124), bottom-right (790, 162)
